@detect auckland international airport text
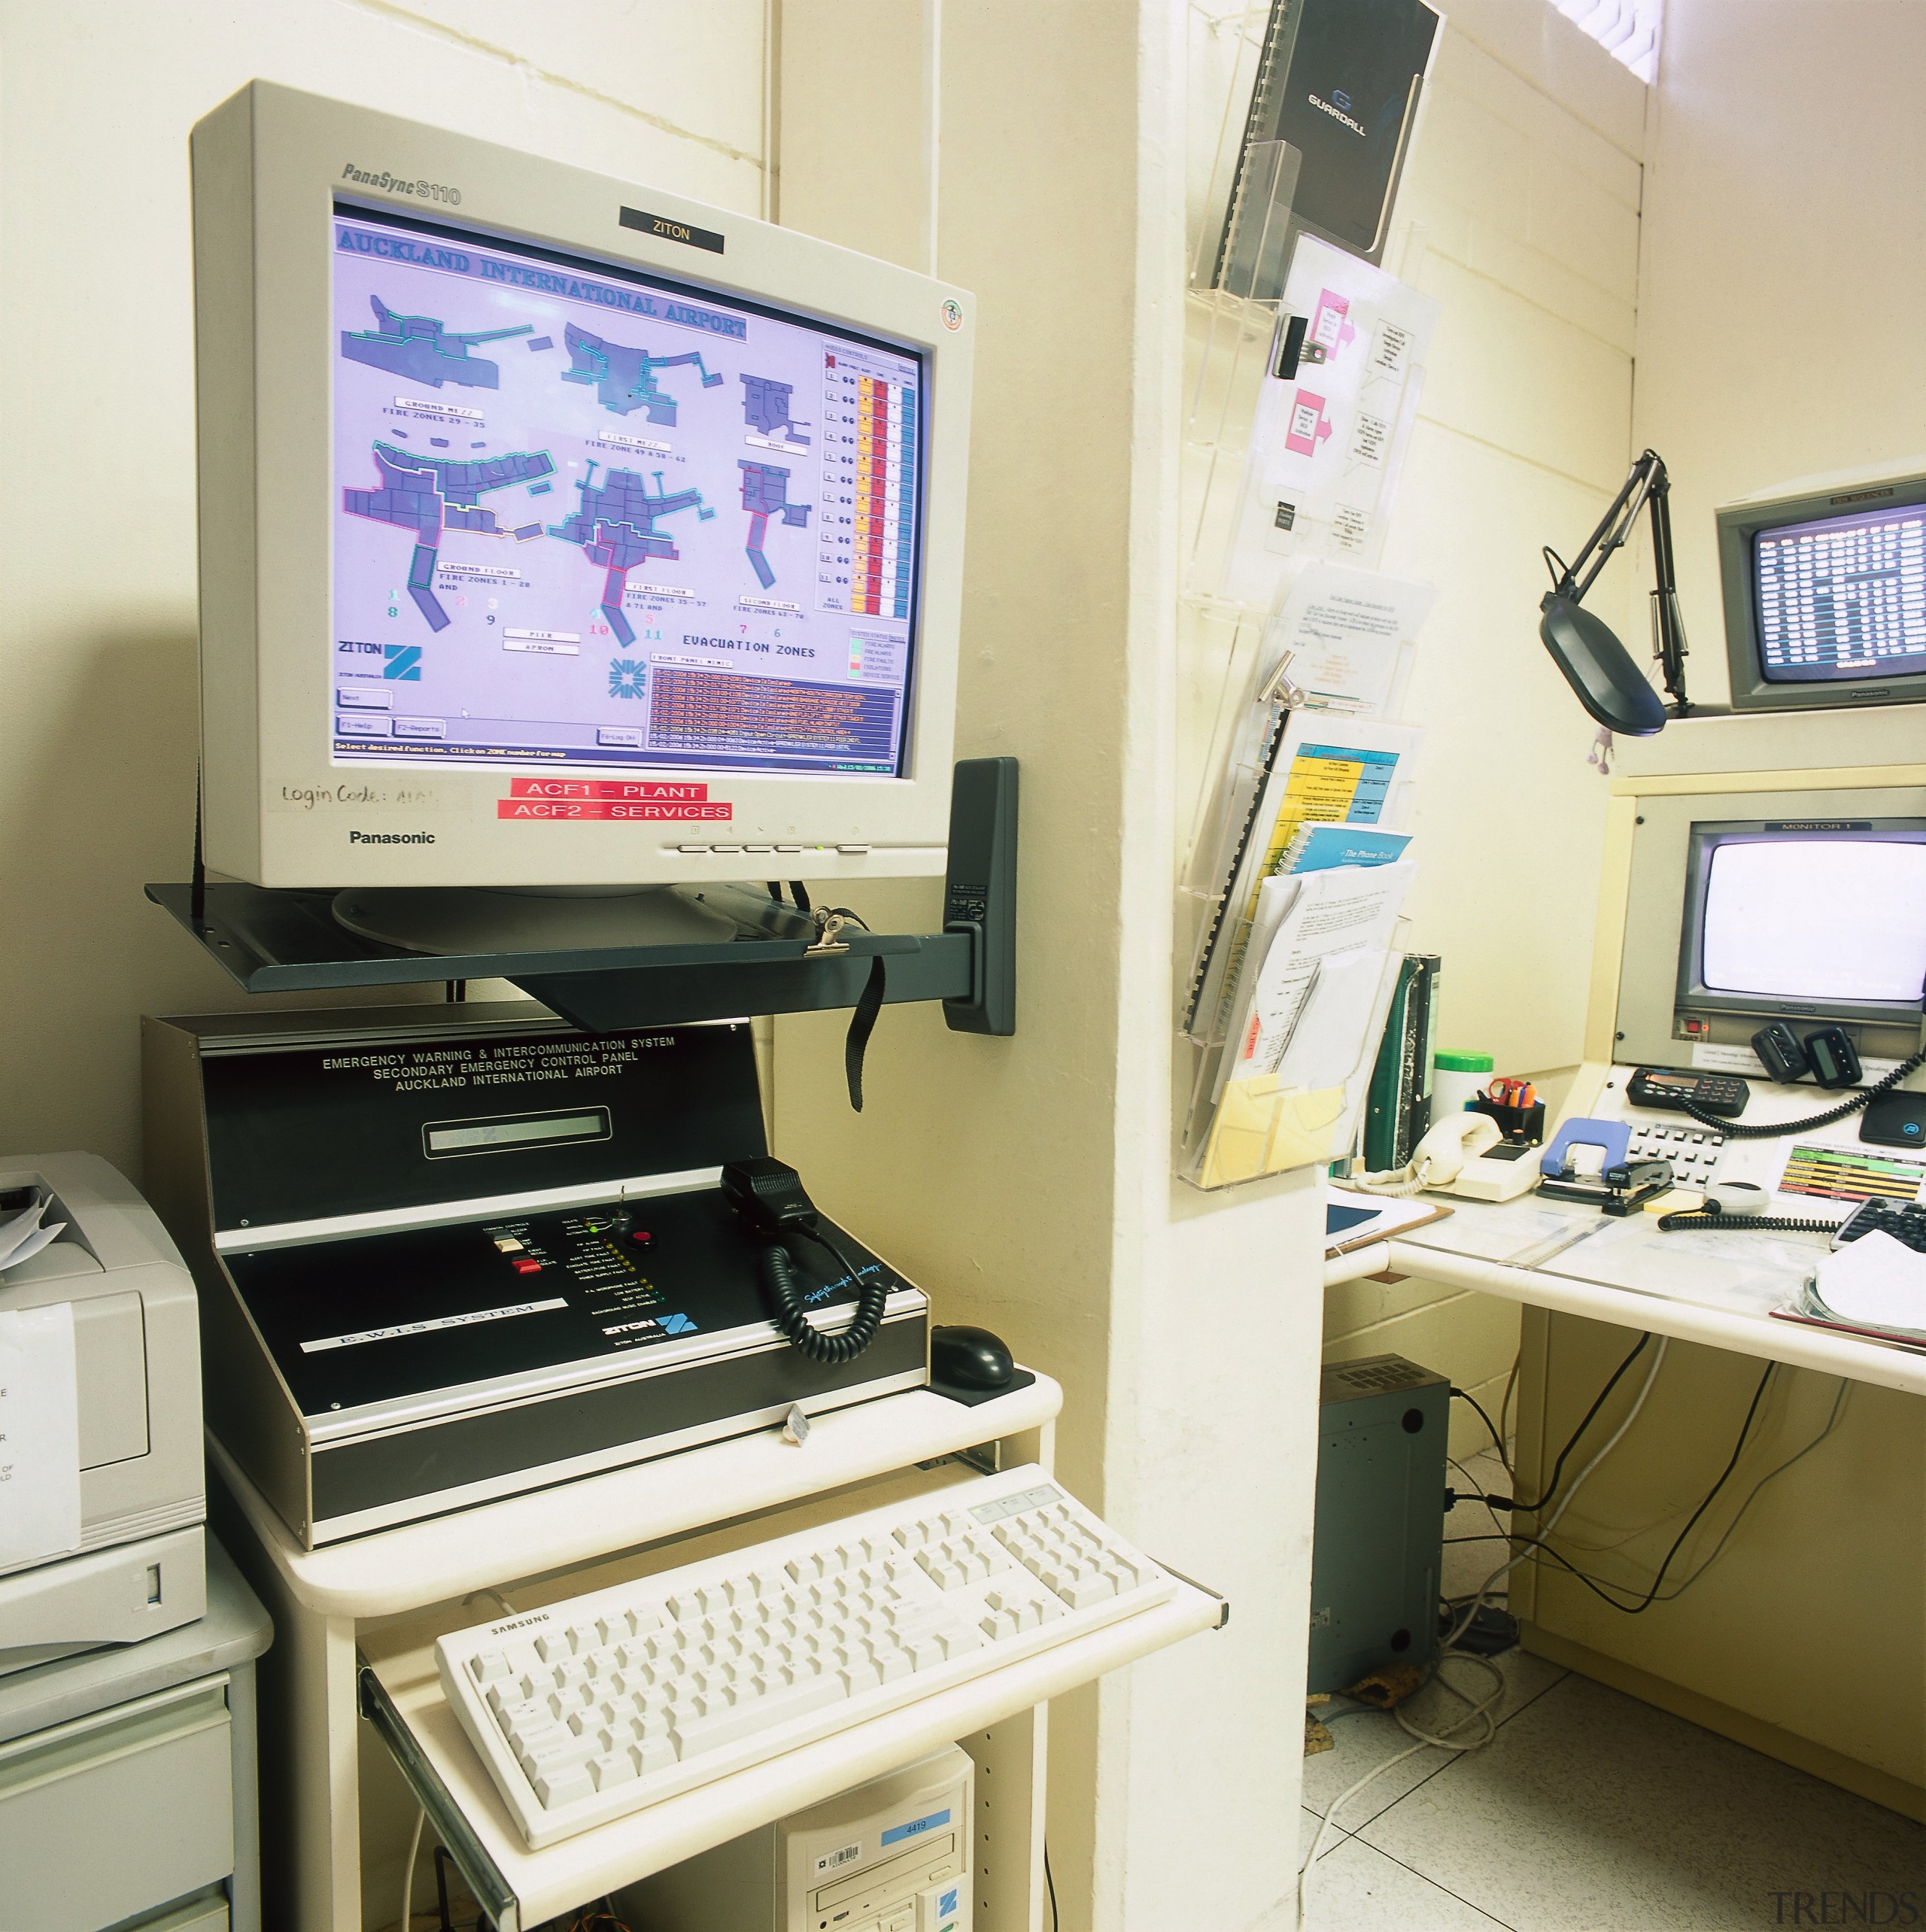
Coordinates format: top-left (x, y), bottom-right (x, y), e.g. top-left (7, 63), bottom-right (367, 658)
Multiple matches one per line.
top-left (335, 225), bottom-right (748, 338)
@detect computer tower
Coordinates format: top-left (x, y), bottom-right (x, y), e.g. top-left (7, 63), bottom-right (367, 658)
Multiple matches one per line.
top-left (1308, 1354), bottom-right (1448, 1693)
top-left (615, 1744), bottom-right (972, 1932)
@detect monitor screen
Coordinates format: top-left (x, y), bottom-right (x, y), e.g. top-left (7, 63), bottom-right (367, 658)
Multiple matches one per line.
top-left (1699, 837), bottom-right (1926, 1005)
top-left (1754, 502), bottom-right (1926, 685)
top-left (331, 205), bottom-right (923, 776)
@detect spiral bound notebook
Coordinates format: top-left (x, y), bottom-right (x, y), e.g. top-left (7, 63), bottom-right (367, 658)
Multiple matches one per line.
top-left (1184, 714), bottom-right (1420, 1044)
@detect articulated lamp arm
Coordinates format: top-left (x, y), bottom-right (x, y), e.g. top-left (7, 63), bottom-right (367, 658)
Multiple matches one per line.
top-left (1539, 448), bottom-right (1689, 734)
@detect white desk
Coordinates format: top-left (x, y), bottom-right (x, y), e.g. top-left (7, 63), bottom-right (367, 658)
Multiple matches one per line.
top-left (1327, 1194), bottom-right (1926, 1398)
top-left (209, 1373), bottom-right (1223, 1932)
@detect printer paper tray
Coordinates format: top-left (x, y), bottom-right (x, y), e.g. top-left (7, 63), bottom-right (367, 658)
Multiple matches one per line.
top-left (360, 1581), bottom-right (1221, 1931)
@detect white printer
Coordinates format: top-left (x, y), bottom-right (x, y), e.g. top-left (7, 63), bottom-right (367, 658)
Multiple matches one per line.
top-left (0, 1153), bottom-right (206, 1673)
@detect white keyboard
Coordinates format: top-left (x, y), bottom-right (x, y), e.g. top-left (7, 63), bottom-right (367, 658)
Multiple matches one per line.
top-left (438, 1463), bottom-right (1174, 1849)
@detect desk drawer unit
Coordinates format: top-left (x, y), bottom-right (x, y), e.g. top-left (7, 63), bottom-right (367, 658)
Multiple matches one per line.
top-left (0, 1678), bottom-right (234, 1932)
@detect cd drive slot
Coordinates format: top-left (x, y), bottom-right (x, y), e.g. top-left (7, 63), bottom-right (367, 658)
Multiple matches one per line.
top-left (813, 1830), bottom-right (956, 1911)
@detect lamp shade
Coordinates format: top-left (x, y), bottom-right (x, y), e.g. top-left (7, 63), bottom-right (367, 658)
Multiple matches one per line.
top-left (1539, 594), bottom-right (1666, 736)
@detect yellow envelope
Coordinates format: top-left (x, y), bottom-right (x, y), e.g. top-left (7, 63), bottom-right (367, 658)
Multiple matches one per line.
top-left (1197, 1077), bottom-right (1346, 1189)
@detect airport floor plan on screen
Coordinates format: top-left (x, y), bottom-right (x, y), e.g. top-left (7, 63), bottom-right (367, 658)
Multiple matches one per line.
top-left (331, 207), bottom-right (922, 776)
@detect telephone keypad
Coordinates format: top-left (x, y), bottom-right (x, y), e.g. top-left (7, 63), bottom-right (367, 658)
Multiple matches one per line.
top-left (1626, 1068), bottom-right (1750, 1117)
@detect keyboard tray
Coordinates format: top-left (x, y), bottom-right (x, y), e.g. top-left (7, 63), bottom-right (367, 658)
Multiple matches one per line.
top-left (361, 1575), bottom-right (1222, 1931)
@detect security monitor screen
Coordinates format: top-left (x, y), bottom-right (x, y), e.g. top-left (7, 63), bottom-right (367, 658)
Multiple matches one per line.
top-left (1754, 503), bottom-right (1926, 684)
top-left (330, 205), bottom-right (923, 775)
top-left (1700, 838), bottom-right (1926, 1004)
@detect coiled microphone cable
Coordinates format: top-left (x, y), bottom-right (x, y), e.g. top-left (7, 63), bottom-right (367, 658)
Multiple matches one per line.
top-left (1681, 1046), bottom-right (1926, 1139)
top-left (720, 1157), bottom-right (892, 1365)
top-left (758, 1228), bottom-right (889, 1364)
top-left (1656, 1199), bottom-right (1843, 1237)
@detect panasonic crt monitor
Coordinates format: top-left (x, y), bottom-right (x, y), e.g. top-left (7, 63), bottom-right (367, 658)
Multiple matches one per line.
top-left (1717, 457), bottom-right (1926, 713)
top-left (1613, 787), bottom-right (1926, 1071)
top-left (190, 83), bottom-right (972, 890)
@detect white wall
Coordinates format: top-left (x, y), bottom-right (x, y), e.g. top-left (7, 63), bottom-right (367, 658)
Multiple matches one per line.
top-left (1303, 1), bottom-right (1648, 1444)
top-left (1514, 0), bottom-right (1926, 1822)
top-left (1386, 0), bottom-right (1648, 1079)
top-left (768, 6), bottom-right (1220, 1923)
top-left (0, 0), bottom-right (767, 1184)
top-left (770, 7), bottom-right (1671, 1928)
top-left (1635, 0), bottom-right (1926, 676)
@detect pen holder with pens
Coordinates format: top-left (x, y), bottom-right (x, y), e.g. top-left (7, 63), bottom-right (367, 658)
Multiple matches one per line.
top-left (1470, 1096), bottom-right (1545, 1146)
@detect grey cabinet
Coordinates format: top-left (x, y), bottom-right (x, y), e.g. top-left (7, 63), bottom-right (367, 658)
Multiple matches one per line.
top-left (0, 1539), bottom-right (269, 1932)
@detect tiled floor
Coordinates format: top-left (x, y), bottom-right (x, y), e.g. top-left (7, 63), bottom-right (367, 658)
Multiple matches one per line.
top-left (1298, 1449), bottom-right (1926, 1931)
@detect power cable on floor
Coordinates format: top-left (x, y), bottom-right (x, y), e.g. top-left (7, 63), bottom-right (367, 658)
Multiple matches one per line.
top-left (1296, 1651), bottom-right (1506, 1921)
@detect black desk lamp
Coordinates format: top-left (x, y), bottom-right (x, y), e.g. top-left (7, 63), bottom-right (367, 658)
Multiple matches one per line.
top-left (1539, 448), bottom-right (1688, 736)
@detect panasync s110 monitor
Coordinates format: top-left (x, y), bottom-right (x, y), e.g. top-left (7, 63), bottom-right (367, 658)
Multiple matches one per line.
top-left (1717, 457), bottom-right (1926, 714)
top-left (191, 83), bottom-right (973, 890)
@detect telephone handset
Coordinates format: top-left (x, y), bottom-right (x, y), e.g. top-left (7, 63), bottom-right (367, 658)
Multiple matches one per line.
top-left (1353, 1113), bottom-right (1501, 1197)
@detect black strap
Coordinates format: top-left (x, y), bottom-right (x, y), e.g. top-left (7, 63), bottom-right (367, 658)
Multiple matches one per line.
top-left (845, 955), bottom-right (886, 1111)
top-left (190, 759), bottom-right (207, 928)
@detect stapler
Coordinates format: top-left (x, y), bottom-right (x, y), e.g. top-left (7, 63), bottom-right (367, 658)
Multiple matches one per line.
top-left (1537, 1117), bottom-right (1674, 1214)
top-left (1594, 1157), bottom-right (1675, 1215)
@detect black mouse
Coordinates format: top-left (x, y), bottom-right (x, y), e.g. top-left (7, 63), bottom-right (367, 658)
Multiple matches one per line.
top-left (931, 1324), bottom-right (1014, 1392)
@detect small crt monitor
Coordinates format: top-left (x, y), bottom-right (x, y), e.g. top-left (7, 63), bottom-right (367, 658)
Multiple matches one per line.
top-left (1718, 459), bottom-right (1926, 712)
top-left (190, 83), bottom-right (972, 889)
top-left (1678, 820), bottom-right (1926, 1028)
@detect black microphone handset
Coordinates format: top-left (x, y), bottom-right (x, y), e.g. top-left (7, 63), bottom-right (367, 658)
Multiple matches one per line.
top-left (719, 1157), bottom-right (891, 1365)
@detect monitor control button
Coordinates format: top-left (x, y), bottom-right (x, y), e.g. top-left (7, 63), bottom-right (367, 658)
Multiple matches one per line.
top-left (837, 843), bottom-right (871, 854)
top-left (677, 844), bottom-right (709, 854)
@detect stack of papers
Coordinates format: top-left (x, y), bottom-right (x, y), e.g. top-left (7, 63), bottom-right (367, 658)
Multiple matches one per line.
top-left (1186, 713), bottom-right (1420, 1044)
top-left (1326, 1186), bottom-right (1450, 1254)
top-left (0, 1191), bottom-right (64, 1276)
top-left (1220, 861), bottom-right (1415, 1095)
top-left (1186, 861), bottom-right (1413, 1189)
top-left (1180, 709), bottom-right (1423, 1189)
top-left (1790, 1230), bottom-right (1926, 1344)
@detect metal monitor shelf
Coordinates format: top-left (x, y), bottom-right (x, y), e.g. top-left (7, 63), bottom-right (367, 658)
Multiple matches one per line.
top-left (146, 758), bottom-right (1016, 1036)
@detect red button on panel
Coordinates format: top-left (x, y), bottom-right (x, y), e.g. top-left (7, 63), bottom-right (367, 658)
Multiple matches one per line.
top-left (630, 1231), bottom-right (653, 1247)
top-left (512, 1257), bottom-right (542, 1274)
